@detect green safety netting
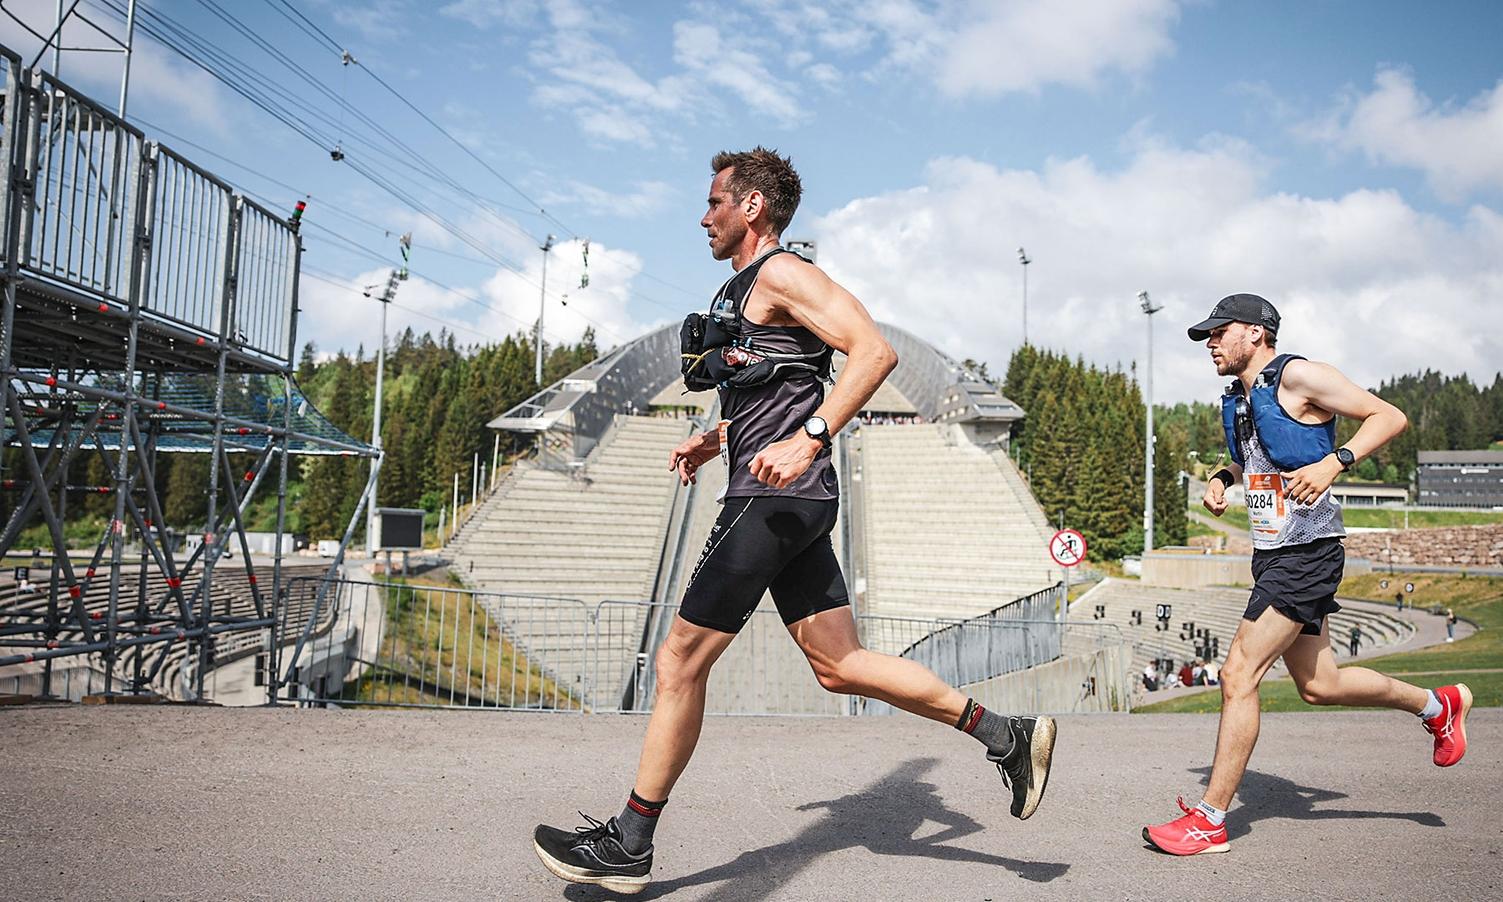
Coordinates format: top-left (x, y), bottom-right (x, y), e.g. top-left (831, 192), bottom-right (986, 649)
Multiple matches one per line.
top-left (5, 371), bottom-right (374, 457)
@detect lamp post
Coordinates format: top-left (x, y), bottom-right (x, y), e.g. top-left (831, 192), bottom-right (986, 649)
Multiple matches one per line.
top-left (535, 234), bottom-right (556, 386)
top-left (364, 235), bottom-right (410, 556)
top-left (1017, 247), bottom-right (1031, 346)
top-left (1139, 290), bottom-right (1163, 555)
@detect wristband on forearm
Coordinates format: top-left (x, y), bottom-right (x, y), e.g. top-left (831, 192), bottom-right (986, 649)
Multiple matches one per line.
top-left (1211, 468), bottom-right (1237, 490)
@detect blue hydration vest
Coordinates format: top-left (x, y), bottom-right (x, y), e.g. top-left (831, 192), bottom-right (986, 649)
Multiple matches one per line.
top-left (1220, 354), bottom-right (1336, 471)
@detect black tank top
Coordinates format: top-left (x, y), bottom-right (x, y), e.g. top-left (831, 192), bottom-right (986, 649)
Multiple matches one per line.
top-left (713, 248), bottom-right (838, 501)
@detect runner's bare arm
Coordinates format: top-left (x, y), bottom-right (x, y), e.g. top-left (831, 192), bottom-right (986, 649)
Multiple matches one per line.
top-left (668, 430), bottom-right (720, 486)
top-left (757, 255), bottom-right (898, 432)
top-left (745, 256), bottom-right (898, 489)
top-left (1278, 359), bottom-right (1408, 504)
top-left (1203, 461), bottom-right (1243, 516)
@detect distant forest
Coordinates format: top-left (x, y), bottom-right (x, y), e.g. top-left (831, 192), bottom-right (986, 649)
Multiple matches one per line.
top-left (1155, 369), bottom-right (1503, 484)
top-left (23, 329), bottom-right (1497, 549)
top-left (22, 328), bottom-right (599, 543)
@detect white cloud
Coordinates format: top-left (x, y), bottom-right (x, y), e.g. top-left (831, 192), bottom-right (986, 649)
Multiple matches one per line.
top-left (541, 179), bottom-right (675, 219)
top-left (524, 2), bottom-right (697, 147)
top-left (805, 62), bottom-right (842, 90)
top-left (480, 238), bottom-right (659, 349)
top-left (299, 238), bottom-right (657, 358)
top-left (0, 0), bottom-right (229, 130)
top-left (323, 0), bottom-right (410, 43)
top-left (812, 141), bottom-right (1503, 404)
top-left (1303, 68), bottom-right (1503, 200)
top-left (672, 22), bottom-right (805, 125)
top-left (439, 0), bottom-right (543, 29)
top-left (836, 0), bottom-right (1181, 98)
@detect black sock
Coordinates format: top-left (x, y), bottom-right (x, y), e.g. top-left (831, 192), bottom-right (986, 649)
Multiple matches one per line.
top-left (955, 698), bottom-right (1014, 759)
top-left (617, 791), bottom-right (666, 855)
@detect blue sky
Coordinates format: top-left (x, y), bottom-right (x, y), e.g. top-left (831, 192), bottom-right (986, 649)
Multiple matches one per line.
top-left (3, 0), bottom-right (1500, 403)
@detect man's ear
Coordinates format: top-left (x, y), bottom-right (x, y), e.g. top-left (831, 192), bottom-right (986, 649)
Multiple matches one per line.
top-left (743, 189), bottom-right (763, 220)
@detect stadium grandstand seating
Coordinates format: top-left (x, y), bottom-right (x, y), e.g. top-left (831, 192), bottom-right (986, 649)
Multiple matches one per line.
top-left (1072, 577), bottom-right (1414, 691)
top-left (450, 414), bottom-right (692, 709)
top-left (859, 423), bottom-right (1058, 623)
top-left (0, 561), bottom-right (330, 700)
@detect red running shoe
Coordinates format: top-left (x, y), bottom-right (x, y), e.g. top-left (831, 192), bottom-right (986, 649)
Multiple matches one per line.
top-left (1423, 683), bottom-right (1473, 767)
top-left (1143, 807), bottom-right (1229, 856)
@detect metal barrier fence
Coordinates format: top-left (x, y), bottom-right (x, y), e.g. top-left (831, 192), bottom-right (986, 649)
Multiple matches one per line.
top-left (233, 197), bottom-right (297, 360)
top-left (278, 579), bottom-right (1132, 715)
top-left (276, 577), bottom-right (591, 710)
top-left (0, 63), bottom-right (297, 364)
top-left (25, 71), bottom-right (144, 302)
top-left (147, 146), bottom-right (233, 337)
top-left (866, 583), bottom-right (1064, 677)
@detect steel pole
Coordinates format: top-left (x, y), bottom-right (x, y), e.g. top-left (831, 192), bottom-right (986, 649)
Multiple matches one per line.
top-left (534, 235), bottom-right (555, 386)
top-left (366, 276), bottom-right (390, 555)
top-left (117, 0), bottom-right (137, 118)
top-left (1140, 291), bottom-right (1161, 554)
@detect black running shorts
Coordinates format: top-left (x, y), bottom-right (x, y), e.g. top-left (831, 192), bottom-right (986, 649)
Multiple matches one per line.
top-left (1244, 537), bottom-right (1344, 635)
top-left (678, 496), bottom-right (850, 634)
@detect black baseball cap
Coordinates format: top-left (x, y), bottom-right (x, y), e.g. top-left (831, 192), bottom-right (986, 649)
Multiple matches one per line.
top-left (1187, 293), bottom-right (1280, 341)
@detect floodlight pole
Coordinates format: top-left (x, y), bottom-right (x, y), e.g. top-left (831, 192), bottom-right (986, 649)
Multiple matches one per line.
top-left (366, 269), bottom-right (400, 555)
top-left (535, 234), bottom-right (556, 386)
top-left (1140, 290), bottom-right (1163, 555)
top-left (1017, 248), bottom-right (1031, 346)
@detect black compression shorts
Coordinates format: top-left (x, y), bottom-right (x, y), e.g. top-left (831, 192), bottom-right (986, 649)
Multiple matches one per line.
top-left (678, 496), bottom-right (850, 634)
top-left (1244, 537), bottom-right (1344, 636)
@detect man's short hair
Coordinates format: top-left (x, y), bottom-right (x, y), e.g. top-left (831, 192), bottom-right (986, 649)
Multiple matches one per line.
top-left (711, 147), bottom-right (802, 235)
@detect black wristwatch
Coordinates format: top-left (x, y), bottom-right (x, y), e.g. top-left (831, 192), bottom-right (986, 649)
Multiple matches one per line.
top-left (1334, 447), bottom-right (1355, 471)
top-left (803, 416), bottom-right (831, 449)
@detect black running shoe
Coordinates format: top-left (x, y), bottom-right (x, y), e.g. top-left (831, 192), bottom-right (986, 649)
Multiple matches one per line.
top-left (533, 813), bottom-right (652, 895)
top-left (986, 715), bottom-right (1057, 820)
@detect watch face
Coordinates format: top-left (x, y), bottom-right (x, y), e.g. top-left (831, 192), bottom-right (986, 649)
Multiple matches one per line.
top-left (806, 416), bottom-right (827, 436)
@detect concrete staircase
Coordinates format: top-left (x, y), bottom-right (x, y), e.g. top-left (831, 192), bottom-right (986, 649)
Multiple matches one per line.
top-left (1071, 577), bottom-right (1415, 685)
top-left (860, 424), bottom-right (1058, 622)
top-left (450, 415), bottom-right (691, 708)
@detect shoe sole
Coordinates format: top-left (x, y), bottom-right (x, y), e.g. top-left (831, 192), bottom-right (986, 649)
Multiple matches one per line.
top-left (1017, 715), bottom-right (1056, 820)
top-left (1141, 827), bottom-right (1230, 855)
top-left (1440, 682), bottom-right (1473, 767)
top-left (533, 840), bottom-right (649, 895)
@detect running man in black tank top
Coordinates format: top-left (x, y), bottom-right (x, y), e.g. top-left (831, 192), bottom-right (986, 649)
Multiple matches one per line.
top-left (533, 148), bottom-right (1058, 895)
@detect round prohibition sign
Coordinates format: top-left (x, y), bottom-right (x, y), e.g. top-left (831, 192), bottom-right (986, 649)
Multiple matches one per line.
top-left (1049, 529), bottom-right (1087, 568)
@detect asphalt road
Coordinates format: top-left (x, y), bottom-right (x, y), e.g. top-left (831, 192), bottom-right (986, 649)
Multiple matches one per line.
top-left (1, 705), bottom-right (1498, 901)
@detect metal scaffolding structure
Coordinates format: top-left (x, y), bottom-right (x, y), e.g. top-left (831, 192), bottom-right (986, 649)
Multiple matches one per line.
top-left (0, 43), bottom-right (378, 703)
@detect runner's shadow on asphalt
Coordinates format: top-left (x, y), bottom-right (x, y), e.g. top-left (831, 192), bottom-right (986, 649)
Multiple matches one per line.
top-left (1186, 766), bottom-right (1446, 841)
top-left (563, 757), bottom-right (1068, 901)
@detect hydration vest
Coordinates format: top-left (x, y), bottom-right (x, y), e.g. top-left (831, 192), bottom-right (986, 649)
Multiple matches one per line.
top-left (680, 248), bottom-right (833, 392)
top-left (1221, 354), bottom-right (1336, 471)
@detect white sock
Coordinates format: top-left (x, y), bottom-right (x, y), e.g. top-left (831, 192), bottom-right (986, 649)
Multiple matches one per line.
top-left (1195, 800), bottom-right (1226, 826)
top-left (1418, 690), bottom-right (1442, 720)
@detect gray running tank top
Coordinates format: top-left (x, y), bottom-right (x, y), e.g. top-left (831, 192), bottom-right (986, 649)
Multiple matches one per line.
top-left (1239, 420), bottom-right (1345, 551)
top-left (716, 249), bottom-right (838, 501)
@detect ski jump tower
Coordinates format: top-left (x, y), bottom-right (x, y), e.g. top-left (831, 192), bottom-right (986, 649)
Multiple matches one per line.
top-left (0, 44), bottom-right (376, 702)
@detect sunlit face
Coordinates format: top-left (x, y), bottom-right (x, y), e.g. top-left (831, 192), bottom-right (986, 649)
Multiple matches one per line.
top-left (701, 168), bottom-right (747, 261)
top-left (1206, 322), bottom-right (1262, 376)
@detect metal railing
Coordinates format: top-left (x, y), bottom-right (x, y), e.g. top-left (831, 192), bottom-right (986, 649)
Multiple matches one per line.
top-left (146, 145), bottom-right (232, 337)
top-left (276, 577), bottom-right (591, 710)
top-left (232, 197), bottom-right (297, 360)
top-left (278, 578), bottom-right (1132, 715)
top-left (24, 71), bottom-right (144, 302)
top-left (1, 62), bottom-right (298, 365)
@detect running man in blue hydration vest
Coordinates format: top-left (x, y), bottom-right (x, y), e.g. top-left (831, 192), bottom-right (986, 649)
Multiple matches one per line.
top-left (1143, 293), bottom-right (1474, 856)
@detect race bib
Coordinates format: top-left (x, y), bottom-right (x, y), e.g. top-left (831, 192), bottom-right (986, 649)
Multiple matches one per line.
top-left (717, 418), bottom-right (731, 468)
top-left (1245, 472), bottom-right (1286, 537)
